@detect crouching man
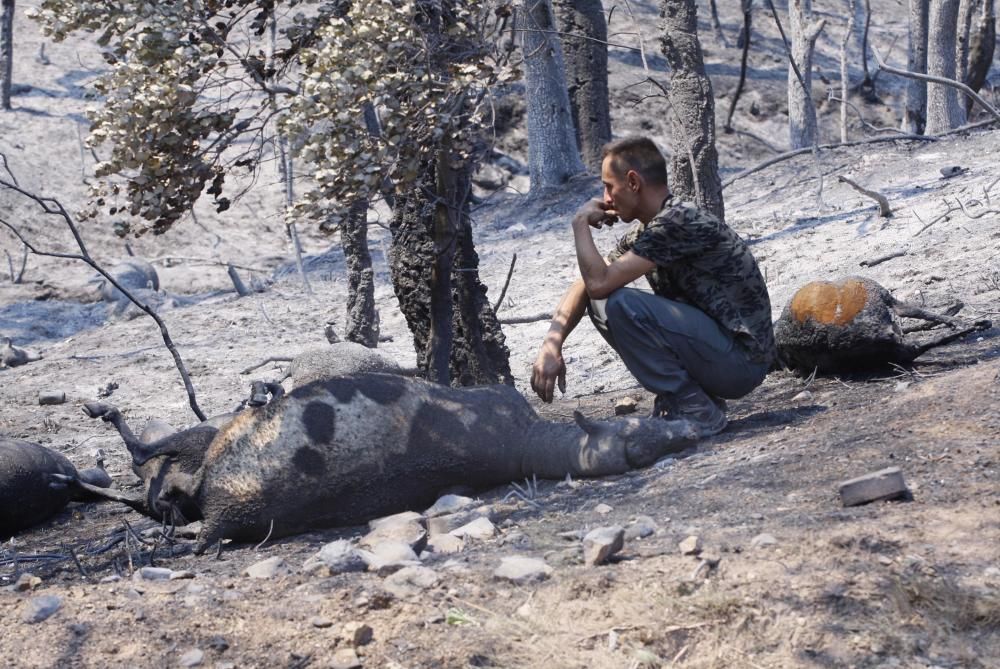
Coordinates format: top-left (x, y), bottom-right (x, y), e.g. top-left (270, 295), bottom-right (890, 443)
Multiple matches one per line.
top-left (530, 137), bottom-right (775, 436)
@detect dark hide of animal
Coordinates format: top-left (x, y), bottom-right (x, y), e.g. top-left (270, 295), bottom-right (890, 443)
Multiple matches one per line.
top-left (153, 373), bottom-right (697, 553)
top-left (774, 277), bottom-right (992, 373)
top-left (0, 438), bottom-right (111, 538)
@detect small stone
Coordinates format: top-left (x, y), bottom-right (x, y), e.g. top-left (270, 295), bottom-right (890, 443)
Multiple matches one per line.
top-left (614, 396), bottom-right (638, 415)
top-left (368, 511), bottom-right (424, 532)
top-left (751, 533), bottom-right (778, 549)
top-left (330, 647), bottom-right (362, 669)
top-left (557, 529), bottom-right (585, 541)
top-left (22, 595), bottom-right (62, 623)
top-left (424, 494), bottom-right (476, 518)
top-left (360, 520), bottom-right (427, 554)
top-left (38, 391), bottom-right (67, 406)
top-left (426, 534), bottom-right (465, 555)
top-left (426, 506), bottom-right (492, 536)
top-left (208, 636), bottom-right (229, 652)
top-left (383, 565), bottom-right (439, 599)
top-left (594, 503), bottom-right (613, 515)
top-left (449, 517), bottom-right (496, 540)
top-left (838, 467), bottom-right (909, 506)
top-left (244, 556), bottom-right (290, 579)
top-left (9, 573), bottom-right (42, 592)
top-left (357, 541), bottom-right (420, 575)
top-left (303, 540), bottom-right (367, 575)
top-left (493, 556), bottom-right (552, 585)
top-left (940, 165), bottom-right (964, 178)
top-left (583, 526), bottom-right (625, 566)
top-left (624, 516), bottom-right (657, 541)
top-left (178, 648), bottom-right (204, 667)
top-left (169, 570), bottom-right (195, 580)
top-left (342, 621), bottom-right (374, 647)
top-left (791, 390), bottom-right (813, 402)
top-left (310, 616), bottom-right (334, 628)
top-left (135, 567), bottom-right (174, 581)
top-left (679, 535), bottom-right (702, 556)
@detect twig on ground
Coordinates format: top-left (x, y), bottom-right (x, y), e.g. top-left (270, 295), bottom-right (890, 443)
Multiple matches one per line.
top-left (859, 249), bottom-right (906, 267)
top-left (492, 253), bottom-right (517, 313)
top-left (872, 47), bottom-right (1000, 124)
top-left (915, 200), bottom-right (963, 236)
top-left (65, 546), bottom-right (90, 580)
top-left (499, 311), bottom-right (553, 325)
top-left (838, 175), bottom-right (893, 217)
top-left (241, 356), bottom-right (293, 374)
top-left (227, 264), bottom-right (252, 297)
top-left (5, 245), bottom-right (27, 283)
top-left (254, 520), bottom-right (275, 551)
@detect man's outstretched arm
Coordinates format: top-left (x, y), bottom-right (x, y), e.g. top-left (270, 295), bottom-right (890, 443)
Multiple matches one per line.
top-left (531, 278), bottom-right (589, 402)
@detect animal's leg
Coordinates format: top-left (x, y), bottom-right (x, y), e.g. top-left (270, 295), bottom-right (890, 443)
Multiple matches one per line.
top-left (82, 402), bottom-right (158, 464)
top-left (892, 301), bottom-right (963, 328)
top-left (50, 473), bottom-right (148, 511)
top-left (902, 319), bottom-right (993, 360)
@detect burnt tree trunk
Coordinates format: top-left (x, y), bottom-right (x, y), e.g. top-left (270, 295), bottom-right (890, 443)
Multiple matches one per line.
top-left (964, 0), bottom-right (995, 115)
top-left (1, 0), bottom-right (13, 111)
top-left (659, 0), bottom-right (725, 222)
top-left (341, 199), bottom-right (378, 348)
top-left (551, 0), bottom-right (612, 172)
top-left (389, 161), bottom-right (513, 386)
top-left (903, 0), bottom-right (930, 133)
top-left (956, 0), bottom-right (977, 83)
top-left (518, 0), bottom-right (585, 190)
top-left (925, 0), bottom-right (967, 133)
top-left (787, 0), bottom-right (825, 149)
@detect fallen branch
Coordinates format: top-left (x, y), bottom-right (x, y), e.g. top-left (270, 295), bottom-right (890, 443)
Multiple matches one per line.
top-left (723, 134), bottom-right (937, 189)
top-left (914, 199), bottom-right (962, 236)
top-left (838, 175), bottom-right (893, 217)
top-left (499, 312), bottom-right (552, 325)
top-left (872, 47), bottom-right (1000, 124)
top-left (241, 356), bottom-right (293, 374)
top-left (492, 252), bottom-right (517, 313)
top-left (149, 255), bottom-right (268, 273)
top-left (227, 264), bottom-right (251, 297)
top-left (0, 153), bottom-right (208, 422)
top-left (859, 249), bottom-right (906, 267)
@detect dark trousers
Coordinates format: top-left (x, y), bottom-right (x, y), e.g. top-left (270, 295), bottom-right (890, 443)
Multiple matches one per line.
top-left (588, 288), bottom-right (767, 400)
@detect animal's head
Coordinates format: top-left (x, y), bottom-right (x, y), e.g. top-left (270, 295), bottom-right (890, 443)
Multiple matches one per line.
top-left (573, 411), bottom-right (698, 468)
top-left (152, 467), bottom-right (204, 526)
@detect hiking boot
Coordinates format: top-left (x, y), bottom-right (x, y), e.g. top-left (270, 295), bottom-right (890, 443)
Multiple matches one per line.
top-left (651, 384), bottom-right (727, 437)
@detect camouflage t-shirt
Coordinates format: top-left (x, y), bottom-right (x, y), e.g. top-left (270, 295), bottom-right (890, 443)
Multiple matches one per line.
top-left (606, 197), bottom-right (776, 364)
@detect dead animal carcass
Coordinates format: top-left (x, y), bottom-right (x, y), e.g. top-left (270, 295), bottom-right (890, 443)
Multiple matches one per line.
top-left (774, 277), bottom-right (991, 373)
top-left (0, 438), bottom-right (112, 538)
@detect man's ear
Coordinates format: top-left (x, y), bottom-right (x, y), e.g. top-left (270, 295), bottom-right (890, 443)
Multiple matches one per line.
top-left (626, 170), bottom-right (642, 192)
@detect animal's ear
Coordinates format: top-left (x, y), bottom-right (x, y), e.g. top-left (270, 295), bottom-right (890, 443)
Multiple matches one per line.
top-left (573, 411), bottom-right (599, 435)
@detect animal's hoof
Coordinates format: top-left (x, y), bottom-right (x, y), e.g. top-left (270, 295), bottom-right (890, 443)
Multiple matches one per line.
top-left (82, 402), bottom-right (115, 419)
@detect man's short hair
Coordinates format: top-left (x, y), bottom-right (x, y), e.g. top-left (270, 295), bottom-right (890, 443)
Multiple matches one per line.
top-left (602, 137), bottom-right (668, 187)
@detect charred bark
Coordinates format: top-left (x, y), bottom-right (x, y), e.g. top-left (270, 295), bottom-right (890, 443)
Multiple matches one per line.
top-left (551, 0), bottom-right (612, 172)
top-left (964, 0), bottom-right (995, 115)
top-left (903, 0), bottom-right (929, 134)
top-left (659, 0), bottom-right (725, 222)
top-left (1, 0), bottom-right (13, 111)
top-left (341, 199), bottom-right (378, 348)
top-left (389, 161), bottom-right (513, 386)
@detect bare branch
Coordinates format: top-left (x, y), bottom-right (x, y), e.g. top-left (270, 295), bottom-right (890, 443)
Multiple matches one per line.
top-left (859, 249), bottom-right (906, 267)
top-left (837, 175), bottom-right (893, 216)
top-left (872, 47), bottom-right (1000, 124)
top-left (0, 154), bottom-right (208, 421)
top-left (723, 134), bottom-right (937, 189)
top-left (492, 253), bottom-right (517, 313)
top-left (499, 311), bottom-right (553, 325)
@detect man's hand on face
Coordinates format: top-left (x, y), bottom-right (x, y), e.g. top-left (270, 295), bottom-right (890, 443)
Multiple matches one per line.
top-left (530, 342), bottom-right (567, 403)
top-left (573, 199), bottom-right (619, 230)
